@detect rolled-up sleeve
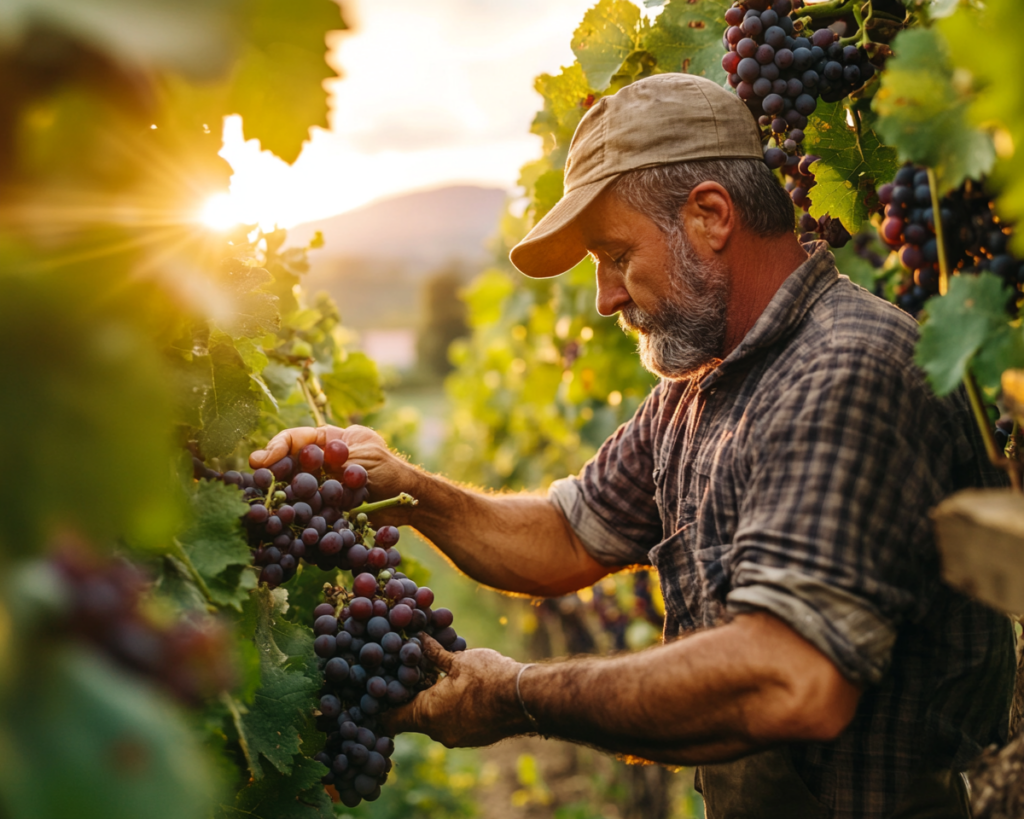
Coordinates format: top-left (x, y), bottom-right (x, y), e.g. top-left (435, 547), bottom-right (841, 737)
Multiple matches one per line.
top-left (548, 385), bottom-right (667, 566)
top-left (725, 345), bottom-right (960, 685)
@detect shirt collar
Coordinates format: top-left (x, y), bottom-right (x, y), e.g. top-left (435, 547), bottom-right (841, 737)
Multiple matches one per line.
top-left (699, 241), bottom-right (839, 391)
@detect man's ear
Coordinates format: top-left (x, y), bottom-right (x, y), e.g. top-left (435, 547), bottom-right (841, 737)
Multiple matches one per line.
top-left (681, 181), bottom-right (735, 253)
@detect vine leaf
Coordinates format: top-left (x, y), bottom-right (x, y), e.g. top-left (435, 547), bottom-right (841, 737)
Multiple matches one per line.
top-left (197, 342), bottom-right (263, 459)
top-left (872, 27), bottom-right (994, 194)
top-left (804, 102), bottom-right (899, 233)
top-left (940, 0), bottom-right (1024, 257)
top-left (915, 273), bottom-right (1024, 396)
top-left (216, 262), bottom-right (281, 340)
top-left (642, 0), bottom-right (732, 79)
top-left (229, 589), bottom-right (319, 780)
top-left (531, 62), bottom-right (597, 169)
top-left (219, 756), bottom-right (333, 819)
top-left (176, 479), bottom-right (253, 608)
top-left (572, 0), bottom-right (646, 91)
top-left (321, 351), bottom-right (384, 420)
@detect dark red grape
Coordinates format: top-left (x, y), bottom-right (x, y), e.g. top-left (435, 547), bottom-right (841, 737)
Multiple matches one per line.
top-left (325, 439), bottom-right (350, 470)
top-left (342, 464), bottom-right (368, 490)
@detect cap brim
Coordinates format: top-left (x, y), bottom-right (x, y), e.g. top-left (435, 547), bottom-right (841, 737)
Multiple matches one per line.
top-left (509, 174), bottom-right (620, 278)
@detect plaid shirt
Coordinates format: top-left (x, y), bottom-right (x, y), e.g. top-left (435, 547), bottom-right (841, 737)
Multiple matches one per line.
top-left (550, 243), bottom-right (1014, 818)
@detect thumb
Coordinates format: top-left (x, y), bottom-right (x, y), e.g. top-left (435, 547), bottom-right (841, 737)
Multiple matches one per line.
top-left (381, 700), bottom-right (414, 736)
top-left (421, 634), bottom-right (455, 674)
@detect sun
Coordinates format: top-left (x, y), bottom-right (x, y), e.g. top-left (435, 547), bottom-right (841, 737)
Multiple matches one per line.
top-left (199, 193), bottom-right (241, 231)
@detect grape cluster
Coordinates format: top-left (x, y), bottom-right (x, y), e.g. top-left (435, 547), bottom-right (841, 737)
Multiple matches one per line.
top-left (51, 547), bottom-right (235, 704)
top-left (723, 1), bottom-right (876, 157)
top-left (193, 440), bottom-right (375, 588)
top-left (312, 561), bottom-right (466, 807)
top-left (877, 165), bottom-right (1023, 315)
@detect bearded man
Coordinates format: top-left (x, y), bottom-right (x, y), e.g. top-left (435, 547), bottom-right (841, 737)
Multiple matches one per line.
top-left (251, 74), bottom-right (1014, 818)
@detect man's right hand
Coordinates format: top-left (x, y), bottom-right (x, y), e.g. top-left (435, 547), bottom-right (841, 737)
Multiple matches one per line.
top-left (248, 425), bottom-right (419, 518)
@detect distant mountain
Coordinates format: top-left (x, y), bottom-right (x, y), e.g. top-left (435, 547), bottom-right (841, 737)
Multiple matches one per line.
top-left (286, 185), bottom-right (508, 270)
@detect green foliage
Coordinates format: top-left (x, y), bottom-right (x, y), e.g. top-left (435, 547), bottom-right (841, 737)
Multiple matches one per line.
top-left (916, 273), bottom-right (1024, 395)
top-left (940, 0), bottom-right (1024, 258)
top-left (804, 102), bottom-right (899, 233)
top-left (0, 647), bottom-right (220, 819)
top-left (224, 0), bottom-right (345, 163)
top-left (572, 0), bottom-right (647, 92)
top-left (0, 271), bottom-right (179, 553)
top-left (643, 0), bottom-right (732, 79)
top-left (873, 27), bottom-right (995, 194)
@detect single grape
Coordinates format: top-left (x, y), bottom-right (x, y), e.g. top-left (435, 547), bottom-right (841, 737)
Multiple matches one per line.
top-left (326, 657), bottom-right (351, 683)
top-left (367, 676), bottom-right (388, 698)
top-left (314, 615), bottom-right (339, 636)
top-left (292, 472), bottom-right (319, 500)
top-left (299, 444), bottom-right (325, 473)
top-left (381, 632), bottom-right (403, 653)
top-left (269, 457), bottom-right (295, 481)
top-left (353, 573), bottom-right (378, 598)
top-left (247, 504), bottom-right (269, 524)
top-left (314, 634), bottom-right (337, 658)
top-left (260, 564), bottom-right (284, 586)
top-left (253, 468), bottom-right (274, 490)
top-left (399, 642), bottom-right (422, 666)
top-left (342, 464), bottom-right (368, 491)
top-left (432, 608), bottom-right (454, 629)
top-left (389, 604), bottom-right (413, 629)
top-left (366, 616), bottom-right (391, 642)
top-left (320, 694), bottom-right (342, 718)
top-left (360, 642), bottom-right (384, 668)
top-left (314, 602), bottom-right (336, 618)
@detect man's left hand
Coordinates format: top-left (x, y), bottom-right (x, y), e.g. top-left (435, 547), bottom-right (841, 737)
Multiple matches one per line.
top-left (382, 635), bottom-right (530, 748)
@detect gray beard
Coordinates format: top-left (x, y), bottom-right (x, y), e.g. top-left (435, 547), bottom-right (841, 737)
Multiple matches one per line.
top-left (617, 228), bottom-right (729, 381)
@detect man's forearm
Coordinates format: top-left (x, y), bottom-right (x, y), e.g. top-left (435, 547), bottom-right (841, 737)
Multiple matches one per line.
top-left (517, 612), bottom-right (860, 764)
top-left (383, 469), bottom-right (612, 597)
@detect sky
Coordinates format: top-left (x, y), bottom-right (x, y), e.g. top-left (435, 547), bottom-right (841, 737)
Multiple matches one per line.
top-left (203, 0), bottom-right (611, 230)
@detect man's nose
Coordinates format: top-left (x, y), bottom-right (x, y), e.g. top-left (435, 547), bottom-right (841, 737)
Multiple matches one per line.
top-left (595, 261), bottom-right (630, 317)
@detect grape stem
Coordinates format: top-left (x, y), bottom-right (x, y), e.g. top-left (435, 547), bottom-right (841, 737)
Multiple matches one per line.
top-left (349, 493), bottom-right (419, 516)
top-left (171, 538), bottom-right (217, 609)
top-left (962, 373), bottom-right (1021, 491)
top-left (296, 374), bottom-right (326, 428)
top-left (926, 167), bottom-right (951, 297)
top-left (799, 0), bottom-right (856, 22)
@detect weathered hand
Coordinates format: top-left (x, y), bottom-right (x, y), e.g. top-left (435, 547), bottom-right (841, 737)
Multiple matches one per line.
top-left (248, 424), bottom-right (416, 507)
top-left (383, 635), bottom-right (531, 748)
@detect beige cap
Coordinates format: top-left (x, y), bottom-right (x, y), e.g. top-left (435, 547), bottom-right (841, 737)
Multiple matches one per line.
top-left (510, 73), bottom-right (763, 278)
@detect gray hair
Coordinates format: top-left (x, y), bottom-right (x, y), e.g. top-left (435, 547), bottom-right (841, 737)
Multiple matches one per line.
top-left (611, 158), bottom-right (794, 238)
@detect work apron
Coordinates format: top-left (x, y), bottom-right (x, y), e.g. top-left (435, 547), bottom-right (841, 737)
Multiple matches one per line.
top-left (696, 747), bottom-right (971, 819)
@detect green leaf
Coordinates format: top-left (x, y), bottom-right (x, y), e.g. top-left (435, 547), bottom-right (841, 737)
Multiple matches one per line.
top-left (571, 0), bottom-right (645, 91)
top-left (0, 647), bottom-right (220, 819)
top-left (216, 263), bottom-right (281, 340)
top-left (872, 27), bottom-right (995, 193)
top-left (226, 0), bottom-right (345, 163)
top-left (230, 589), bottom-right (318, 779)
top-left (940, 0), bottom-right (1024, 258)
top-left (643, 0), bottom-right (732, 79)
top-left (320, 351), bottom-right (384, 420)
top-left (176, 479), bottom-right (252, 608)
top-left (198, 342), bottom-right (263, 459)
top-left (533, 169), bottom-right (566, 222)
top-left (532, 63), bottom-right (597, 168)
top-left (803, 102), bottom-right (899, 233)
top-left (915, 273), bottom-right (1020, 395)
top-left (219, 756), bottom-right (332, 819)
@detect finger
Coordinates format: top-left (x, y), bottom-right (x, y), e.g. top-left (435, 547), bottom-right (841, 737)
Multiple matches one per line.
top-left (381, 700), bottom-right (415, 736)
top-left (421, 634), bottom-right (455, 674)
top-left (248, 427), bottom-right (317, 468)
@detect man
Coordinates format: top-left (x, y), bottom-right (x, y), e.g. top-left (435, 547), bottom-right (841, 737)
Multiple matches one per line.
top-left (251, 75), bottom-right (1014, 818)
